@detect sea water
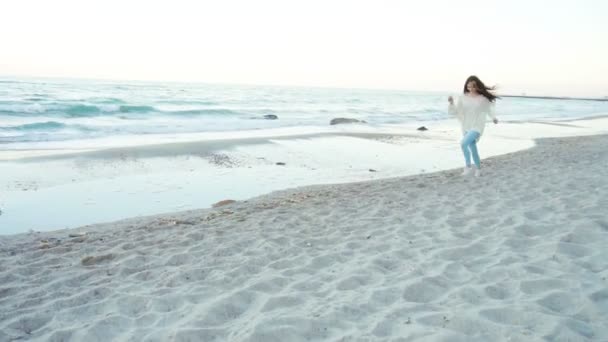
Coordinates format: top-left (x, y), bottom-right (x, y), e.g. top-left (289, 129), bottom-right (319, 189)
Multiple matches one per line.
top-left (2, 77), bottom-right (607, 150)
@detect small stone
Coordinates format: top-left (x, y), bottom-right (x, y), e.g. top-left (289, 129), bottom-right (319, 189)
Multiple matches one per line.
top-left (417, 126), bottom-right (428, 131)
top-left (369, 169), bottom-right (377, 172)
top-left (212, 199), bottom-right (236, 208)
top-left (69, 232), bottom-right (87, 238)
top-left (276, 162), bottom-right (286, 166)
top-left (330, 118), bottom-right (367, 125)
top-left (71, 236), bottom-right (87, 243)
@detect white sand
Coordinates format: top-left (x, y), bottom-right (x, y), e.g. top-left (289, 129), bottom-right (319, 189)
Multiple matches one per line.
top-left (1, 133), bottom-right (607, 341)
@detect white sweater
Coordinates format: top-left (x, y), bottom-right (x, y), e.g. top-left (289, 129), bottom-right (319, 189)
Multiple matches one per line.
top-left (448, 94), bottom-right (496, 137)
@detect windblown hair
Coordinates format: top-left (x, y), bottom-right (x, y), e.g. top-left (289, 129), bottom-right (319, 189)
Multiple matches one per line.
top-left (463, 75), bottom-right (499, 102)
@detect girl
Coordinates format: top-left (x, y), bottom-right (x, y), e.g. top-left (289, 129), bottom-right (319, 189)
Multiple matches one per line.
top-left (448, 75), bottom-right (499, 177)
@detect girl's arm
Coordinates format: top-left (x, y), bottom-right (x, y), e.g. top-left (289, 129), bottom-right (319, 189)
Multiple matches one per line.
top-left (448, 96), bottom-right (463, 121)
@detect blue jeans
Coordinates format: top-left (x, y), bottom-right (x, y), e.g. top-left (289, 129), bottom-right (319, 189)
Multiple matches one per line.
top-left (461, 130), bottom-right (481, 168)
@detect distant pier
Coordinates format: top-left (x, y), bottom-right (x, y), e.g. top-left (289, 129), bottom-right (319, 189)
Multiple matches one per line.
top-left (502, 95), bottom-right (608, 102)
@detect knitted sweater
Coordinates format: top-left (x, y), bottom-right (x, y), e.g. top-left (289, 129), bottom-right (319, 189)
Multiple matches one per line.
top-left (448, 94), bottom-right (496, 137)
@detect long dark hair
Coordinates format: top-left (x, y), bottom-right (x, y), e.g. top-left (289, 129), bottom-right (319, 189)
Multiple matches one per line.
top-left (463, 75), bottom-right (499, 102)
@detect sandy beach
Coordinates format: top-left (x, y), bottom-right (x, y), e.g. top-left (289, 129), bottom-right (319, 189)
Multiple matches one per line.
top-left (3, 0), bottom-right (608, 339)
top-left (1, 132), bottom-right (607, 341)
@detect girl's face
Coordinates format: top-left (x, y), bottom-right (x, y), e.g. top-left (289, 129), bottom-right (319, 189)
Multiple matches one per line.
top-left (467, 81), bottom-right (479, 94)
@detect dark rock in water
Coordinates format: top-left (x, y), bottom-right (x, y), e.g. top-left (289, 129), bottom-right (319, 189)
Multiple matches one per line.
top-left (330, 118), bottom-right (367, 125)
top-left (417, 126), bottom-right (428, 131)
top-left (250, 114), bottom-right (278, 120)
top-left (276, 162), bottom-right (286, 166)
top-left (369, 169), bottom-right (377, 172)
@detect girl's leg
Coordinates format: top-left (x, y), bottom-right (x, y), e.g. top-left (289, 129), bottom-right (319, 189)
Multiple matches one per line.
top-left (468, 132), bottom-right (481, 168)
top-left (460, 131), bottom-right (477, 167)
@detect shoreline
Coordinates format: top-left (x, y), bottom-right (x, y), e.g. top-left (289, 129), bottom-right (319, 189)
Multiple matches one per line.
top-left (1, 117), bottom-right (608, 235)
top-left (3, 113), bottom-right (608, 160)
top-left (1, 133), bottom-right (607, 341)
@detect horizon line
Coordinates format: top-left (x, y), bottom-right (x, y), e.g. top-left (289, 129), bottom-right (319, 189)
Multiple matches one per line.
top-left (1, 74), bottom-right (606, 99)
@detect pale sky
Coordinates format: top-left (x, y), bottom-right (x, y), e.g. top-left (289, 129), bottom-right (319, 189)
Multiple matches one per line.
top-left (2, 0), bottom-right (607, 96)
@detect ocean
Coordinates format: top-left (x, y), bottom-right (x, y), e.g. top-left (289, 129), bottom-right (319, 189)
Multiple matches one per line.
top-left (2, 77), bottom-right (607, 149)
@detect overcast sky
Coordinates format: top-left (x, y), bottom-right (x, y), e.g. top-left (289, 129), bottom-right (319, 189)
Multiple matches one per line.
top-left (2, 0), bottom-right (607, 96)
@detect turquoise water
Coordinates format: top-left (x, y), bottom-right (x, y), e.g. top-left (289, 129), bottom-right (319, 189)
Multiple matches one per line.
top-left (1, 77), bottom-right (607, 147)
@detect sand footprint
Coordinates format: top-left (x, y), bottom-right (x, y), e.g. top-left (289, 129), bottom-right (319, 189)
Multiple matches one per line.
top-left (47, 330), bottom-right (74, 342)
top-left (479, 307), bottom-right (525, 325)
top-left (513, 223), bottom-right (551, 237)
top-left (171, 328), bottom-right (228, 342)
top-left (5, 313), bottom-right (53, 338)
top-left (556, 242), bottom-right (592, 258)
top-left (371, 318), bottom-right (400, 338)
top-left (196, 290), bottom-right (258, 327)
top-left (371, 257), bottom-right (401, 273)
top-left (290, 280), bottom-right (324, 292)
top-left (544, 318), bottom-right (596, 341)
top-left (150, 294), bottom-right (187, 314)
top-left (336, 275), bottom-right (370, 291)
top-left (261, 295), bottom-right (305, 312)
top-left (116, 294), bottom-right (150, 317)
top-left (536, 291), bottom-right (579, 315)
top-left (589, 288), bottom-right (608, 312)
top-left (483, 284), bottom-right (512, 300)
top-left (402, 277), bottom-right (449, 303)
top-left (79, 315), bottom-right (134, 341)
top-left (369, 287), bottom-right (401, 306)
top-left (311, 253), bottom-right (347, 269)
top-left (440, 262), bottom-right (472, 282)
top-left (523, 207), bottom-right (552, 221)
top-left (519, 279), bottom-right (570, 295)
